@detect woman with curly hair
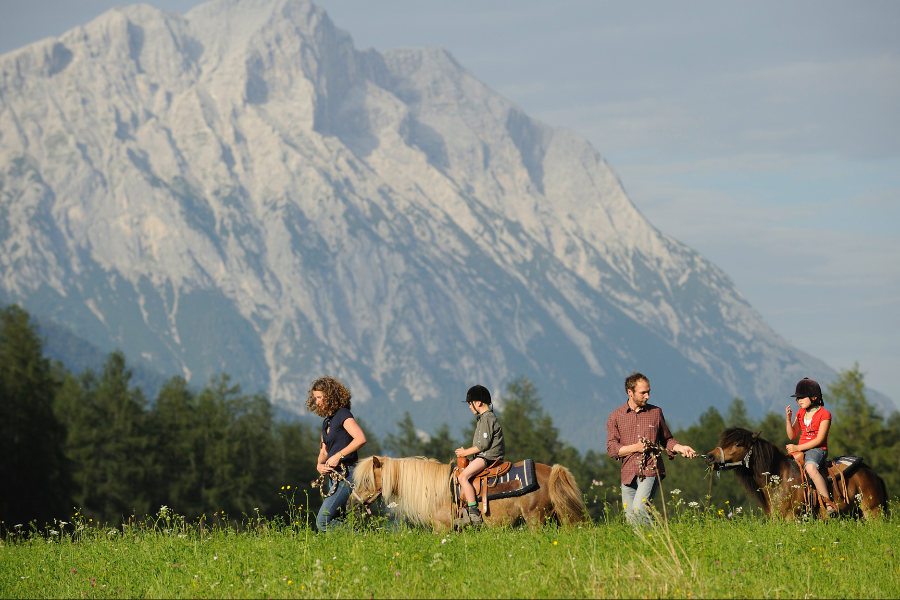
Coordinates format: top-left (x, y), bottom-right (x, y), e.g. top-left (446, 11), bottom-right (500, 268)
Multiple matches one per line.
top-left (307, 376), bottom-right (367, 531)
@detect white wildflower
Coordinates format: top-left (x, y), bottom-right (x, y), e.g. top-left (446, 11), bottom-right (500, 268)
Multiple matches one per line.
top-left (735, 507), bottom-right (743, 513)
top-left (386, 502), bottom-right (399, 509)
top-left (688, 501), bottom-right (700, 508)
top-left (50, 530), bottom-right (59, 535)
top-left (671, 489), bottom-right (682, 495)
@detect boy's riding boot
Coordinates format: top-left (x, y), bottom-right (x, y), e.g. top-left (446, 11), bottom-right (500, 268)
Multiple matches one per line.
top-left (467, 505), bottom-right (484, 527)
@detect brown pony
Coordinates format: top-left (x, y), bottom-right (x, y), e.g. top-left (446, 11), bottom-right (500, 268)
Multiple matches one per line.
top-left (351, 456), bottom-right (587, 530)
top-left (705, 427), bottom-right (887, 519)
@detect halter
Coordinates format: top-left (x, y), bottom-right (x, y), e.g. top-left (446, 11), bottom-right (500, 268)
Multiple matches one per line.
top-left (357, 460), bottom-right (385, 514)
top-left (711, 445), bottom-right (753, 471)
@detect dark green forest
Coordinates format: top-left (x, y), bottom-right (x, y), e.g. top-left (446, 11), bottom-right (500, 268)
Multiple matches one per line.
top-left (2, 303), bottom-right (898, 529)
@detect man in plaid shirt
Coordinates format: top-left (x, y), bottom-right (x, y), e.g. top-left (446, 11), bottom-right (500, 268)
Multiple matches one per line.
top-left (607, 372), bottom-right (697, 525)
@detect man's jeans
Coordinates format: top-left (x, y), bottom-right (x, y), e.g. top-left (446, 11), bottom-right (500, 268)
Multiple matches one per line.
top-left (315, 465), bottom-right (355, 532)
top-left (621, 475), bottom-right (659, 527)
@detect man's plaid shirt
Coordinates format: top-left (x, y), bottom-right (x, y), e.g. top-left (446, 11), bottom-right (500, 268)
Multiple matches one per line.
top-left (606, 402), bottom-right (679, 484)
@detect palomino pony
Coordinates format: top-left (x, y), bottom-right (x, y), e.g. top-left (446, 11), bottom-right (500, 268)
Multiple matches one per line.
top-left (705, 427), bottom-right (887, 519)
top-left (351, 456), bottom-right (587, 531)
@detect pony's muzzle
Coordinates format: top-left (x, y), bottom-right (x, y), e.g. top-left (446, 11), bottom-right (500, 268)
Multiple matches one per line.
top-left (703, 447), bottom-right (724, 466)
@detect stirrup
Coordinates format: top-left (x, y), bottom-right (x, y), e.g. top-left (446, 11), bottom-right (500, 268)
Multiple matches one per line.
top-left (820, 493), bottom-right (838, 515)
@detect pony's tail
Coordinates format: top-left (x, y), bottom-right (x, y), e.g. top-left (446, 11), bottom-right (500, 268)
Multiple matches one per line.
top-left (548, 464), bottom-right (588, 526)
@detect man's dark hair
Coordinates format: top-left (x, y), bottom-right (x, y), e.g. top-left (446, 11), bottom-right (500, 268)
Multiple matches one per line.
top-left (624, 372), bottom-right (649, 392)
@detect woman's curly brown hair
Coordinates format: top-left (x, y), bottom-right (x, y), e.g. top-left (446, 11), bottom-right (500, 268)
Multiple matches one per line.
top-left (306, 376), bottom-right (352, 417)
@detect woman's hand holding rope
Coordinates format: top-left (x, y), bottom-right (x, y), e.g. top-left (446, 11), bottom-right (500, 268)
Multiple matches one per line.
top-left (311, 464), bottom-right (352, 498)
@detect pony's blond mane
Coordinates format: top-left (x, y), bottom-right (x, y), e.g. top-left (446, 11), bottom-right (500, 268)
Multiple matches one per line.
top-left (354, 456), bottom-right (451, 525)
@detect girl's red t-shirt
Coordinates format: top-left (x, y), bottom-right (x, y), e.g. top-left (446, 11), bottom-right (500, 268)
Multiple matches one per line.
top-left (797, 407), bottom-right (832, 450)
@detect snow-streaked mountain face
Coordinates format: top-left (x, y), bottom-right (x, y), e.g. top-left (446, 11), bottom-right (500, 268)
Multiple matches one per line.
top-left (0, 0), bottom-right (863, 447)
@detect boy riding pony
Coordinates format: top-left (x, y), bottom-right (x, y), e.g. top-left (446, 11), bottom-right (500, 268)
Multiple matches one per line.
top-left (454, 384), bottom-right (505, 527)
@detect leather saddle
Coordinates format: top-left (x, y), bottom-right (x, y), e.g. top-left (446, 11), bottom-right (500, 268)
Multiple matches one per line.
top-left (790, 452), bottom-right (863, 509)
top-left (452, 457), bottom-right (512, 515)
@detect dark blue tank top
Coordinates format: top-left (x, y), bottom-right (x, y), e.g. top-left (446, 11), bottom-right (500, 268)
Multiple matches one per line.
top-left (321, 407), bottom-right (358, 466)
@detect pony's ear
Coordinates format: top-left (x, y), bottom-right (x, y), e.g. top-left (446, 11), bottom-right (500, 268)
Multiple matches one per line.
top-left (372, 456), bottom-right (382, 469)
top-left (752, 431), bottom-right (761, 440)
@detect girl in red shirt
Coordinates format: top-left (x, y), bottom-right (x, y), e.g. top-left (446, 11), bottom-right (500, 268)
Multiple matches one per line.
top-left (785, 377), bottom-right (837, 515)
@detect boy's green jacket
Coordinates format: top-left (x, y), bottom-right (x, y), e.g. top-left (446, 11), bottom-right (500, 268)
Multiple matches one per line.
top-left (473, 407), bottom-right (505, 461)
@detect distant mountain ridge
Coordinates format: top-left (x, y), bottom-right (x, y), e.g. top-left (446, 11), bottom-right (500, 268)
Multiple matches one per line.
top-left (0, 0), bottom-right (892, 448)
top-left (36, 316), bottom-right (167, 399)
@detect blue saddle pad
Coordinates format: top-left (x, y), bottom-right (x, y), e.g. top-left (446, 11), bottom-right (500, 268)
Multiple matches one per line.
top-left (451, 459), bottom-right (539, 503)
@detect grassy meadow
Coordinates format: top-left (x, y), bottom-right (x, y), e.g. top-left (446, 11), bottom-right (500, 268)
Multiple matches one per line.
top-left (2, 497), bottom-right (899, 599)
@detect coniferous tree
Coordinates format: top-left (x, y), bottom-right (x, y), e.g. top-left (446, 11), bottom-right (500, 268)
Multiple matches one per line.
top-left (726, 397), bottom-right (753, 429)
top-left (384, 412), bottom-right (425, 457)
top-left (826, 364), bottom-right (898, 493)
top-left (54, 351), bottom-right (152, 524)
top-left (193, 375), bottom-right (276, 518)
top-left (756, 411), bottom-right (786, 446)
top-left (272, 420), bottom-right (321, 512)
top-left (499, 376), bottom-right (580, 466)
top-left (422, 423), bottom-right (458, 462)
top-left (354, 417), bottom-right (382, 458)
top-left (149, 376), bottom-right (202, 517)
top-left (0, 305), bottom-right (72, 527)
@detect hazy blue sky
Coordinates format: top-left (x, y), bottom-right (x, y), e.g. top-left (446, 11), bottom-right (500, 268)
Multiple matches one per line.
top-left (2, 1), bottom-right (898, 402)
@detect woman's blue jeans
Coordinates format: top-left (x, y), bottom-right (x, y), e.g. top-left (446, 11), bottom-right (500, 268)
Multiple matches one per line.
top-left (315, 465), bottom-right (355, 532)
top-left (621, 475), bottom-right (659, 527)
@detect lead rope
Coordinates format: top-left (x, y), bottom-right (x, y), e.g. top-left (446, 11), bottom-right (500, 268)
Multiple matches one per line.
top-left (637, 436), bottom-right (667, 482)
top-left (310, 464), bottom-right (367, 504)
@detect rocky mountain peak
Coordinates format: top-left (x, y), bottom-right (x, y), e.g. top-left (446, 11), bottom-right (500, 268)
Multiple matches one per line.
top-left (1, 0), bottom-right (884, 448)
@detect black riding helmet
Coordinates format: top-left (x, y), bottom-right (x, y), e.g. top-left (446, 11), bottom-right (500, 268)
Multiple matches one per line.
top-left (464, 384), bottom-right (491, 404)
top-left (791, 377), bottom-right (824, 406)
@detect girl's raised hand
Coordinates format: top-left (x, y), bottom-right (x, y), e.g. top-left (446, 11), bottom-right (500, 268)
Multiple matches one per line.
top-left (785, 405), bottom-right (793, 420)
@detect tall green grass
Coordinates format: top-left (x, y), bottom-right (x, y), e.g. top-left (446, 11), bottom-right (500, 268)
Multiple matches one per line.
top-left (2, 496), bottom-right (898, 599)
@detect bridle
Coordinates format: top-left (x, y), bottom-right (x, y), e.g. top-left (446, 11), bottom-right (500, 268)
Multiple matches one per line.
top-left (356, 460), bottom-right (384, 514)
top-left (710, 444), bottom-right (753, 471)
